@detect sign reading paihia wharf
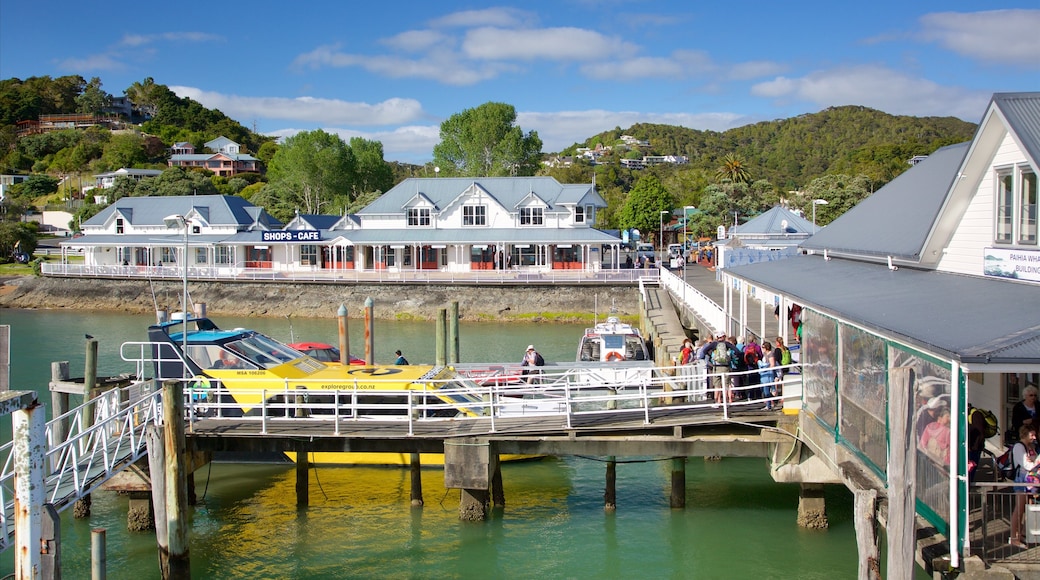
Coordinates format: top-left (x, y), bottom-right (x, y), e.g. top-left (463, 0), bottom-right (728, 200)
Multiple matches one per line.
top-left (261, 230), bottom-right (321, 242)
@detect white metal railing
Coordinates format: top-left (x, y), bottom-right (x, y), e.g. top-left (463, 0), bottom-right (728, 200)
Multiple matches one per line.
top-left (39, 263), bottom-right (661, 285)
top-left (659, 267), bottom-right (726, 333)
top-left (0, 383), bottom-right (163, 552)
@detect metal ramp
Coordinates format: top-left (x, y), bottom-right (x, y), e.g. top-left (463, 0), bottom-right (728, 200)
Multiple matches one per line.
top-left (0, 382), bottom-right (163, 552)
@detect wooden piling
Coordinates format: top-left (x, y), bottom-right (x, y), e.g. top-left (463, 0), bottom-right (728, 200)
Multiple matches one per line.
top-left (436, 308), bottom-right (447, 366)
top-left (0, 324), bottom-right (9, 392)
top-left (296, 442), bottom-right (310, 508)
top-left (605, 457), bottom-right (617, 511)
top-left (887, 367), bottom-right (916, 580)
top-left (146, 425), bottom-right (169, 567)
top-left (364, 297), bottom-right (374, 365)
top-left (41, 504), bottom-right (60, 579)
top-left (49, 362), bottom-right (71, 472)
top-left (410, 453), bottom-right (424, 508)
top-left (670, 457), bottom-right (686, 508)
top-left (75, 339), bottom-right (99, 519)
top-left (162, 379), bottom-right (190, 577)
top-left (338, 304), bottom-right (350, 366)
top-left (449, 301), bottom-right (460, 364)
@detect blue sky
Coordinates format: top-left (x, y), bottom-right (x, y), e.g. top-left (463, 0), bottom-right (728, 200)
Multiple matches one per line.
top-left (2, 1), bottom-right (1038, 164)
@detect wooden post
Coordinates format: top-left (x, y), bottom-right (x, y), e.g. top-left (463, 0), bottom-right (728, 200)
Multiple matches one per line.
top-left (338, 304), bottom-right (350, 366)
top-left (146, 425), bottom-right (169, 571)
top-left (670, 457), bottom-right (686, 508)
top-left (162, 379), bottom-right (190, 577)
top-left (436, 308), bottom-right (447, 367)
top-left (854, 489), bottom-right (881, 580)
top-left (364, 297), bottom-right (375, 365)
top-left (449, 301), bottom-right (460, 364)
top-left (41, 504), bottom-right (60, 580)
top-left (50, 362), bottom-right (71, 472)
top-left (887, 367), bottom-right (916, 580)
top-left (0, 324), bottom-right (9, 392)
top-left (296, 441), bottom-right (309, 508)
top-left (91, 527), bottom-right (107, 580)
top-left (605, 457), bottom-right (617, 511)
top-left (410, 453), bottom-right (424, 508)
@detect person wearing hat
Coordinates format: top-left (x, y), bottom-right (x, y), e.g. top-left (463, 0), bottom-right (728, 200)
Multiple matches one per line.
top-left (394, 350), bottom-right (409, 365)
top-left (521, 345), bottom-right (545, 384)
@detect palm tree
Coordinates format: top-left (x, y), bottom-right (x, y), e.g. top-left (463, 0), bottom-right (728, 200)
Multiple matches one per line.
top-left (715, 154), bottom-right (752, 184)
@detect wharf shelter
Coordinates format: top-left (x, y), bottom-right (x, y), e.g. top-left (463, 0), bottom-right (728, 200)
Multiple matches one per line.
top-left (720, 92), bottom-right (1040, 574)
top-left (46, 176), bottom-right (629, 278)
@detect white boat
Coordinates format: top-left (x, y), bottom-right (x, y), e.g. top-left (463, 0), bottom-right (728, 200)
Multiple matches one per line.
top-left (576, 316), bottom-right (651, 363)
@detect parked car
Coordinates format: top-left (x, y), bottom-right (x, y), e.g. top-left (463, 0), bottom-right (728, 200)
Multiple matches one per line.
top-left (667, 244), bottom-right (684, 258)
top-left (635, 243), bottom-right (656, 263)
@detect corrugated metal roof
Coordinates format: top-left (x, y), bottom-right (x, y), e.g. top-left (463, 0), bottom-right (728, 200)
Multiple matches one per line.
top-left (800, 142), bottom-right (968, 261)
top-left (731, 206), bottom-right (814, 237)
top-left (727, 255), bottom-right (1040, 365)
top-left (994, 92), bottom-right (1040, 167)
top-left (358, 177), bottom-right (603, 215)
top-left (82, 195), bottom-right (281, 229)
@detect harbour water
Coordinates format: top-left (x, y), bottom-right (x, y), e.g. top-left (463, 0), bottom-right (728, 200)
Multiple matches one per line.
top-left (0, 307), bottom-right (869, 579)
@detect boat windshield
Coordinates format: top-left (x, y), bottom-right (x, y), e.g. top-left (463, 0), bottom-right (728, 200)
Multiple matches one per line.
top-left (602, 335), bottom-right (625, 349)
top-left (224, 333), bottom-right (305, 369)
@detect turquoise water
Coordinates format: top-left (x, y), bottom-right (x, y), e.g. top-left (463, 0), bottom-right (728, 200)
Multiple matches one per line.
top-left (0, 308), bottom-right (867, 579)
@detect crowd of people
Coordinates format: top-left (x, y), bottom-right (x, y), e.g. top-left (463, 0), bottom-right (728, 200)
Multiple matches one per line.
top-left (678, 332), bottom-right (793, 409)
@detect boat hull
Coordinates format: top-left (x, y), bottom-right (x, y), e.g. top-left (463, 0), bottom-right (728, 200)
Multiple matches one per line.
top-left (283, 451), bottom-right (542, 466)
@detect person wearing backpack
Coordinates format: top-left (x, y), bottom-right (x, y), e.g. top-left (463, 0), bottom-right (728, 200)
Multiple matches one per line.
top-left (968, 405), bottom-right (999, 481)
top-left (742, 336), bottom-right (762, 399)
top-left (772, 337), bottom-right (790, 399)
top-left (708, 333), bottom-right (736, 405)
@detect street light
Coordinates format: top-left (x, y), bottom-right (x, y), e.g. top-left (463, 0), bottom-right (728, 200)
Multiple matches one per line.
top-left (659, 210), bottom-right (670, 259)
top-left (164, 214), bottom-right (191, 377)
top-left (682, 205), bottom-right (695, 305)
top-left (812, 199), bottom-right (829, 231)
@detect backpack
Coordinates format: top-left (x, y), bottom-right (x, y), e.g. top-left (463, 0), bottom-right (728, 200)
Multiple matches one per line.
top-left (744, 349), bottom-right (760, 367)
top-left (995, 446), bottom-right (1018, 481)
top-left (713, 342), bottom-right (731, 366)
top-left (780, 347), bottom-right (792, 366)
top-left (969, 406), bottom-right (1000, 439)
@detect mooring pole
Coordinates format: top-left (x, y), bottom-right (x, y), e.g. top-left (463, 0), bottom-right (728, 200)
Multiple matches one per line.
top-left (449, 301), bottom-right (460, 364)
top-left (162, 379), bottom-right (190, 578)
top-left (364, 297), bottom-right (374, 365)
top-left (436, 308), bottom-right (447, 366)
top-left (75, 338), bottom-right (99, 519)
top-left (410, 453), bottom-right (424, 508)
top-left (605, 457), bottom-right (617, 511)
top-left (670, 457), bottom-right (686, 508)
top-left (338, 304), bottom-right (350, 366)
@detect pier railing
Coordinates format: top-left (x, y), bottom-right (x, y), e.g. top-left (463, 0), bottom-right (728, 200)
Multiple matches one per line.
top-left (968, 482), bottom-right (1040, 565)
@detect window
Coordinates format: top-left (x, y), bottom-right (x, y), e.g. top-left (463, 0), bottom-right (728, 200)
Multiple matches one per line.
top-left (403, 246), bottom-right (412, 266)
top-left (519, 207), bottom-right (544, 226)
top-left (194, 248), bottom-right (208, 264)
top-left (160, 247), bottom-right (177, 264)
top-left (585, 205), bottom-right (595, 224)
top-left (463, 205), bottom-right (486, 226)
top-left (575, 206), bottom-right (585, 223)
top-left (301, 244), bottom-right (318, 265)
top-left (215, 246), bottom-right (232, 265)
top-left (996, 167), bottom-right (1038, 245)
top-left (115, 218), bottom-right (124, 234)
top-left (407, 208), bottom-right (431, 226)
top-left (1021, 170), bottom-right (1037, 245)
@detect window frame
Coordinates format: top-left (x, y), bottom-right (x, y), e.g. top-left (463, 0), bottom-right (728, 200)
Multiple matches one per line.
top-left (407, 208), bottom-right (431, 227)
top-left (463, 205), bottom-right (487, 226)
top-left (995, 165), bottom-right (1039, 246)
top-left (519, 207), bottom-right (544, 226)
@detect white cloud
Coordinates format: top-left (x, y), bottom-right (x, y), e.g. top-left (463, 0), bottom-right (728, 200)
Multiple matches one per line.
top-left (170, 86), bottom-right (425, 126)
top-left (380, 30), bottom-right (449, 53)
top-left (291, 44), bottom-right (509, 86)
top-left (57, 53), bottom-right (125, 72)
top-left (463, 27), bottom-right (637, 61)
top-left (920, 9), bottom-right (1040, 67)
top-left (429, 8), bottom-right (535, 29)
top-left (751, 65), bottom-right (990, 120)
top-left (120, 32), bottom-right (223, 48)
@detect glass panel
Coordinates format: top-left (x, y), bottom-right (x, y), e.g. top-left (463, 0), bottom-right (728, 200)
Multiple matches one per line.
top-left (997, 172), bottom-right (1014, 243)
top-left (802, 309), bottom-right (837, 429)
top-left (1020, 171), bottom-right (1037, 244)
top-left (840, 326), bottom-right (888, 472)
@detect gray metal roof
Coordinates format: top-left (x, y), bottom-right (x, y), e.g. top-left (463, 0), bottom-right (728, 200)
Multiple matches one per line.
top-left (800, 142), bottom-right (968, 262)
top-left (727, 255), bottom-right (1040, 365)
top-left (993, 92), bottom-right (1040, 168)
top-left (82, 195), bottom-right (282, 229)
top-left (358, 177), bottom-right (604, 215)
top-left (731, 206), bottom-right (814, 237)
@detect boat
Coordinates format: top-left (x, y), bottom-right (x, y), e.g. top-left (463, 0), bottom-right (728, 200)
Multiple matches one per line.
top-left (576, 316), bottom-right (651, 363)
top-left (146, 316), bottom-right (539, 466)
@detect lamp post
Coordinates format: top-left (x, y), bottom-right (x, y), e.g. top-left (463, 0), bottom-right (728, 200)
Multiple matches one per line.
top-left (812, 199), bottom-right (829, 231)
top-left (659, 210), bottom-right (669, 261)
top-left (164, 214), bottom-right (190, 377)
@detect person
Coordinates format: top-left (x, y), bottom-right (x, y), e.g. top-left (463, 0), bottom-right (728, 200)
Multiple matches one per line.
top-left (625, 255), bottom-right (633, 269)
top-left (394, 350), bottom-right (409, 365)
top-left (919, 407), bottom-right (952, 464)
top-left (679, 338), bottom-right (695, 365)
top-left (707, 333), bottom-right (737, 405)
top-left (759, 341), bottom-right (777, 410)
top-left (213, 350), bottom-right (244, 369)
top-left (742, 336), bottom-right (763, 398)
top-left (916, 396), bottom-right (948, 440)
top-left (1010, 425), bottom-right (1040, 549)
top-left (772, 337), bottom-right (791, 383)
top-left (1011, 385), bottom-right (1040, 440)
top-left (968, 404), bottom-right (990, 482)
top-left (521, 345), bottom-right (544, 383)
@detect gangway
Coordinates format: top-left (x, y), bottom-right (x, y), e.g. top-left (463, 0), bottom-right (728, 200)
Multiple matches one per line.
top-left (0, 382), bottom-right (163, 552)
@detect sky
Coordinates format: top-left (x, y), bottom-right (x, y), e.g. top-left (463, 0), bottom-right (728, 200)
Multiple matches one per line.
top-left (2, 1), bottom-right (1038, 165)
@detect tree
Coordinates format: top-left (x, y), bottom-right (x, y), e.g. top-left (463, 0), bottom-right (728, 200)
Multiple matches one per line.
top-left (796, 174), bottom-right (874, 225)
top-left (266, 130), bottom-right (355, 215)
top-left (0, 221), bottom-right (38, 262)
top-left (617, 175), bottom-right (676, 246)
top-left (715, 153), bottom-right (752, 184)
top-left (75, 77), bottom-right (112, 116)
top-left (349, 137), bottom-right (393, 196)
top-left (13, 175), bottom-right (59, 199)
top-left (432, 102), bottom-right (542, 177)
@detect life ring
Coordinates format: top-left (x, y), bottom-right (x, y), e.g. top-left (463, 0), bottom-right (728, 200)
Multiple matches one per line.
top-left (189, 375), bottom-right (211, 402)
top-left (605, 352), bottom-right (625, 362)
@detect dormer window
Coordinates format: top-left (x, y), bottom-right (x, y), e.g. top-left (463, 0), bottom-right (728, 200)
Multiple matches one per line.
top-left (575, 204), bottom-right (594, 224)
top-left (407, 208), bottom-right (431, 227)
top-left (463, 205), bottom-right (486, 226)
top-left (115, 218), bottom-right (124, 234)
top-left (519, 207), bottom-right (543, 226)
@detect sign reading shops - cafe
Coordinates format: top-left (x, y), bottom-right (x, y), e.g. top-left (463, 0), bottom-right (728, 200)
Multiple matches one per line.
top-left (261, 230), bottom-right (321, 243)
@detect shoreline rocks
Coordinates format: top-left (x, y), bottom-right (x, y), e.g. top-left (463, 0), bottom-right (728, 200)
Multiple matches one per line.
top-left (0, 276), bottom-right (640, 323)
